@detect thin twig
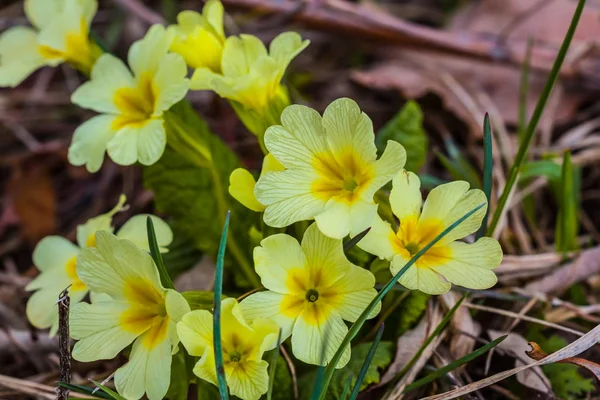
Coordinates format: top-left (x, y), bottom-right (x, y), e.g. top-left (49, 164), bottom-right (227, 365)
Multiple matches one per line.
top-left (280, 345), bottom-right (299, 400)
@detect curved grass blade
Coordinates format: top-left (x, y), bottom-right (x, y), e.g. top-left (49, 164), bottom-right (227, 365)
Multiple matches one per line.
top-left (518, 37), bottom-right (534, 143)
top-left (349, 323), bottom-right (385, 400)
top-left (266, 329), bottom-right (283, 400)
top-left (476, 114), bottom-right (493, 240)
top-left (57, 383), bottom-right (111, 399)
top-left (403, 335), bottom-right (507, 394)
top-left (394, 293), bottom-right (467, 381)
top-left (318, 203), bottom-right (486, 400)
top-left (487, 0), bottom-right (586, 236)
top-left (340, 375), bottom-right (353, 400)
top-left (344, 227), bottom-right (371, 253)
top-left (213, 211), bottom-right (231, 400)
top-left (90, 380), bottom-right (127, 400)
top-left (147, 216), bottom-right (174, 289)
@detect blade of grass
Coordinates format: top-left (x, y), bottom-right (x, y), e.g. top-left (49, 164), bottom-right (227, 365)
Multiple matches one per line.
top-left (487, 0), bottom-right (586, 236)
top-left (57, 383), bottom-right (111, 399)
top-left (556, 150), bottom-right (579, 252)
top-left (340, 375), bottom-right (353, 400)
top-left (402, 335), bottom-right (508, 393)
top-left (344, 227), bottom-right (371, 253)
top-left (266, 329), bottom-right (283, 400)
top-left (213, 211), bottom-right (231, 400)
top-left (90, 381), bottom-right (127, 400)
top-left (477, 114), bottom-right (493, 239)
top-left (147, 216), bottom-right (174, 289)
top-left (394, 293), bottom-right (467, 381)
top-left (349, 323), bottom-right (385, 400)
top-left (317, 203), bottom-right (486, 400)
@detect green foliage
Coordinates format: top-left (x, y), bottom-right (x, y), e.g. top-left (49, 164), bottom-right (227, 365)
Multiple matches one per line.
top-left (369, 258), bottom-right (391, 284)
top-left (144, 100), bottom-right (252, 258)
top-left (147, 216), bottom-right (174, 289)
top-left (301, 342), bottom-right (393, 399)
top-left (528, 330), bottom-right (594, 400)
top-left (182, 291), bottom-right (217, 311)
top-left (268, 353), bottom-right (294, 400)
top-left (437, 138), bottom-right (482, 189)
top-left (520, 159), bottom-right (562, 182)
top-left (197, 379), bottom-right (221, 400)
top-left (556, 151), bottom-right (580, 252)
top-left (395, 291), bottom-right (430, 336)
top-left (166, 350), bottom-right (193, 400)
top-left (162, 232), bottom-right (204, 279)
top-left (376, 101), bottom-right (428, 172)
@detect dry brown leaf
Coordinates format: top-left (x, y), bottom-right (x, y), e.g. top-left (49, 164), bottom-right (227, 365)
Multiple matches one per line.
top-left (526, 341), bottom-right (600, 382)
top-left (7, 163), bottom-right (56, 244)
top-left (488, 330), bottom-right (552, 394)
top-left (442, 292), bottom-right (480, 361)
top-left (422, 321), bottom-right (600, 400)
top-left (174, 255), bottom-right (215, 292)
top-left (525, 246), bottom-right (600, 294)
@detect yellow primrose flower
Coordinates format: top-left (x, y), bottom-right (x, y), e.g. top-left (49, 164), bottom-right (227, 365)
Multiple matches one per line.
top-left (254, 98), bottom-right (406, 239)
top-left (357, 170), bottom-right (503, 295)
top-left (69, 24), bottom-right (189, 172)
top-left (191, 32), bottom-right (309, 140)
top-left (25, 195), bottom-right (172, 336)
top-left (229, 153), bottom-right (284, 212)
top-left (240, 223), bottom-right (380, 368)
top-left (0, 0), bottom-right (101, 87)
top-left (168, 0), bottom-right (225, 72)
top-left (70, 231), bottom-right (190, 400)
top-left (177, 298), bottom-right (279, 400)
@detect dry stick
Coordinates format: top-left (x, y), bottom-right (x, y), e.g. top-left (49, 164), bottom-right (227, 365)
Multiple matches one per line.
top-left (112, 0), bottom-right (165, 24)
top-left (463, 302), bottom-right (584, 337)
top-left (57, 287), bottom-right (71, 400)
top-left (0, 375), bottom-right (94, 399)
top-left (280, 345), bottom-right (299, 400)
top-left (220, 0), bottom-right (593, 80)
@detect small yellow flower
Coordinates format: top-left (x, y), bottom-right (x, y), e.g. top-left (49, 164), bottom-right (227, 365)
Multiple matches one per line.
top-left (168, 0), bottom-right (225, 72)
top-left (191, 32), bottom-right (309, 139)
top-left (177, 298), bottom-right (279, 400)
top-left (240, 223), bottom-right (380, 368)
top-left (229, 154), bottom-right (284, 212)
top-left (70, 231), bottom-right (190, 400)
top-left (0, 0), bottom-right (101, 87)
top-left (357, 170), bottom-right (503, 294)
top-left (254, 98), bottom-right (406, 239)
top-left (25, 195), bottom-right (172, 336)
top-left (69, 24), bottom-right (189, 172)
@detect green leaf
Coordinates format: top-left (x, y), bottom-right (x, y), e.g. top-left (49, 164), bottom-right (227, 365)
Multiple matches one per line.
top-left (165, 350), bottom-right (191, 400)
top-left (395, 291), bottom-right (430, 337)
top-left (144, 100), bottom-right (258, 287)
top-left (90, 381), bottom-right (127, 400)
top-left (437, 139), bottom-right (482, 189)
top-left (349, 324), bottom-right (385, 399)
top-left (556, 150), bottom-right (580, 252)
top-left (196, 379), bottom-right (221, 400)
top-left (162, 231), bottom-right (204, 279)
top-left (376, 101), bottom-right (428, 172)
top-left (267, 351), bottom-right (294, 400)
top-left (213, 212), bottom-right (230, 400)
top-left (301, 342), bottom-right (393, 400)
top-left (58, 383), bottom-right (111, 399)
top-left (182, 290), bottom-right (219, 311)
top-left (520, 159), bottom-right (562, 182)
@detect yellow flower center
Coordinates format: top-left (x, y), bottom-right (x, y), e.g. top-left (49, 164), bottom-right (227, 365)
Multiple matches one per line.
top-left (390, 216), bottom-right (452, 267)
top-left (311, 149), bottom-right (373, 204)
top-left (280, 267), bottom-right (342, 325)
top-left (228, 351), bottom-right (242, 363)
top-left (120, 278), bottom-right (168, 349)
top-left (38, 18), bottom-right (101, 75)
top-left (112, 72), bottom-right (157, 130)
top-left (65, 256), bottom-right (87, 292)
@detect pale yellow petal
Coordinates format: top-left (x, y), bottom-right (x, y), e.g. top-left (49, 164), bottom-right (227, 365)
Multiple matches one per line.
top-left (361, 140), bottom-right (407, 200)
top-left (437, 188), bottom-right (488, 245)
top-left (70, 301), bottom-right (139, 361)
top-left (254, 233), bottom-right (306, 293)
top-left (326, 265), bottom-right (380, 322)
top-left (261, 153), bottom-right (285, 174)
top-left (257, 169), bottom-right (325, 228)
top-left (227, 360), bottom-right (269, 400)
top-left (269, 31), bottom-right (309, 74)
top-left (106, 119), bottom-right (166, 166)
top-left (116, 214), bottom-right (173, 253)
top-left (71, 53), bottom-right (134, 114)
top-left (390, 169), bottom-right (422, 220)
top-left (204, 0), bottom-right (225, 37)
top-left (249, 318), bottom-right (280, 357)
top-left (193, 347), bottom-right (218, 386)
top-left (355, 215), bottom-right (396, 260)
top-left (0, 27), bottom-right (46, 87)
top-left (152, 53), bottom-right (189, 115)
top-left (391, 254), bottom-right (451, 295)
top-left (264, 105), bottom-right (326, 171)
top-left (166, 289), bottom-right (191, 322)
top-left (314, 199), bottom-right (351, 240)
top-left (24, 0), bottom-right (62, 29)
top-left (177, 309), bottom-right (213, 357)
top-left (31, 236), bottom-right (80, 272)
top-left (76, 231), bottom-right (163, 300)
top-left (430, 238), bottom-right (501, 290)
top-left (128, 24), bottom-right (172, 77)
top-left (239, 291), bottom-right (296, 340)
top-left (221, 34), bottom-right (267, 78)
top-left (68, 114), bottom-right (116, 173)
top-left (291, 309), bottom-right (350, 368)
top-left (300, 223), bottom-right (348, 285)
top-left (144, 335), bottom-right (172, 400)
top-left (229, 168), bottom-right (265, 212)
top-left (26, 288), bottom-right (63, 330)
top-left (76, 195), bottom-right (125, 248)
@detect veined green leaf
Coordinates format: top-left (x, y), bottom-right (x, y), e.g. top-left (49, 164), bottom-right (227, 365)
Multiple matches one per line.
top-left (376, 101), bottom-right (428, 172)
